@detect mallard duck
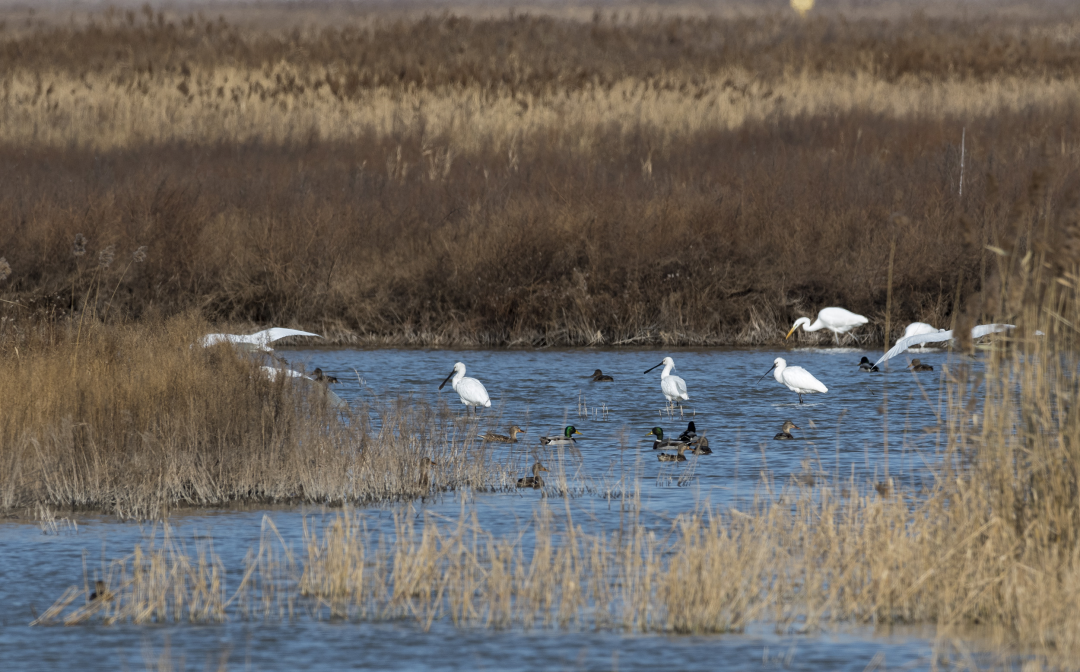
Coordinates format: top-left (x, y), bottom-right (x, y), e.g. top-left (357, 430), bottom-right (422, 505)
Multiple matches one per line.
top-left (858, 357), bottom-right (879, 372)
top-left (89, 580), bottom-right (109, 601)
top-left (677, 421), bottom-right (697, 443)
top-left (517, 462), bottom-right (549, 488)
top-left (645, 427), bottom-right (687, 450)
top-left (481, 426), bottom-right (525, 443)
top-left (774, 420), bottom-right (799, 440)
top-left (687, 436), bottom-right (712, 455)
top-left (313, 368), bottom-right (340, 384)
top-left (909, 359), bottom-right (934, 372)
top-left (540, 426), bottom-right (582, 445)
top-left (419, 457), bottom-right (437, 488)
top-left (875, 477), bottom-right (894, 497)
top-left (658, 445), bottom-right (688, 462)
top-left (586, 369), bottom-right (614, 382)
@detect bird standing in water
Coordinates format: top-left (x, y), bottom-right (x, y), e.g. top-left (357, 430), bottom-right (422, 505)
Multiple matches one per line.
top-left (439, 362), bottom-right (491, 415)
top-left (785, 307), bottom-right (868, 345)
top-left (481, 426), bottom-right (526, 443)
top-left (586, 369), bottom-right (614, 382)
top-left (517, 462), bottom-right (550, 488)
top-left (644, 356), bottom-right (690, 408)
top-left (760, 357), bottom-right (828, 404)
top-left (774, 420), bottom-right (800, 440)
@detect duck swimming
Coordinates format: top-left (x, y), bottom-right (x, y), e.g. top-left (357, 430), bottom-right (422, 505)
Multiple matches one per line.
top-left (645, 427), bottom-right (687, 450)
top-left (586, 369), bottom-right (614, 382)
top-left (658, 445), bottom-right (688, 462)
top-left (858, 357), bottom-right (879, 372)
top-left (419, 457), bottom-right (437, 488)
top-left (313, 368), bottom-right (340, 383)
top-left (909, 359), bottom-right (934, 372)
top-left (540, 426), bottom-right (582, 446)
top-left (677, 421), bottom-right (697, 443)
top-left (89, 580), bottom-right (109, 601)
top-left (481, 426), bottom-right (526, 443)
top-left (774, 420), bottom-right (800, 440)
top-left (517, 462), bottom-right (550, 488)
top-left (686, 436), bottom-right (712, 455)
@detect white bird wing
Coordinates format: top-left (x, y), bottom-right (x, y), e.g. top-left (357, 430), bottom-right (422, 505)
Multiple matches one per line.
top-left (784, 366), bottom-right (828, 393)
top-left (251, 328), bottom-right (323, 347)
top-left (260, 366), bottom-right (347, 409)
top-left (456, 377), bottom-right (491, 407)
top-left (874, 330), bottom-right (955, 368)
top-left (661, 375), bottom-right (689, 400)
top-left (903, 322), bottom-right (939, 338)
top-left (260, 365), bottom-right (309, 382)
top-left (970, 323), bottom-right (1014, 340)
top-left (201, 333), bottom-right (243, 347)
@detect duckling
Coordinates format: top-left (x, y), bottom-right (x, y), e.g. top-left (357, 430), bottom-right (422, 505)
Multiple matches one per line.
top-left (419, 457), bottom-right (437, 488)
top-left (89, 580), bottom-right (110, 602)
top-left (517, 462), bottom-right (549, 488)
top-left (645, 427), bottom-right (688, 450)
top-left (540, 426), bottom-right (582, 446)
top-left (313, 368), bottom-right (340, 384)
top-left (774, 420), bottom-right (800, 440)
top-left (658, 445), bottom-right (688, 462)
top-left (686, 436), bottom-right (712, 455)
top-left (858, 357), bottom-right (879, 372)
top-left (586, 369), bottom-right (614, 382)
top-left (677, 421), bottom-right (697, 443)
top-left (909, 359), bottom-right (934, 372)
top-left (481, 426), bottom-right (526, 443)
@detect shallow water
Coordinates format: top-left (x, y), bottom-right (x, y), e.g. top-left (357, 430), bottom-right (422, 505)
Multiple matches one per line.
top-left (1, 346), bottom-right (997, 671)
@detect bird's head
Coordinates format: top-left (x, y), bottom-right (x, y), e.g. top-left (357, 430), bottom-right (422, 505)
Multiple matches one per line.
top-left (564, 425), bottom-right (582, 438)
top-left (646, 427), bottom-right (664, 439)
top-left (785, 318), bottom-right (811, 339)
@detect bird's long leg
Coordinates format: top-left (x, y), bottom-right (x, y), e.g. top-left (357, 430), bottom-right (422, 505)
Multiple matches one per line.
top-left (834, 332), bottom-right (840, 346)
top-left (799, 393), bottom-right (804, 404)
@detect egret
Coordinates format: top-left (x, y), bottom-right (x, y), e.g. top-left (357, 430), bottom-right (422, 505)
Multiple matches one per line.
top-left (439, 362), bottom-right (491, 414)
top-left (586, 369), bottom-right (614, 382)
top-left (909, 359), bottom-right (934, 372)
top-left (645, 427), bottom-right (687, 450)
top-left (658, 445), bottom-right (688, 462)
top-left (201, 328), bottom-right (322, 352)
top-left (759, 357), bottom-right (828, 404)
top-left (481, 426), bottom-right (525, 443)
top-left (540, 426), bottom-right (582, 446)
top-left (644, 356), bottom-right (689, 406)
top-left (858, 357), bottom-right (879, 372)
top-left (872, 324), bottom-right (1016, 369)
top-left (517, 462), bottom-right (549, 488)
top-left (774, 420), bottom-right (800, 440)
top-left (786, 307), bottom-right (868, 345)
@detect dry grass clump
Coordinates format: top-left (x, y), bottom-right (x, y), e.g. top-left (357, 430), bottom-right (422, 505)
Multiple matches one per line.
top-left (0, 313), bottom-right (517, 518)
top-left (0, 10), bottom-right (1078, 344)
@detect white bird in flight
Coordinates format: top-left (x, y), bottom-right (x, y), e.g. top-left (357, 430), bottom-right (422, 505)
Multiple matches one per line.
top-left (786, 307), bottom-right (869, 345)
top-left (202, 328), bottom-right (322, 352)
top-left (644, 356), bottom-right (690, 406)
top-left (439, 362), bottom-right (491, 414)
top-left (902, 322), bottom-right (949, 350)
top-left (760, 357), bottom-right (828, 404)
top-left (872, 324), bottom-right (1016, 369)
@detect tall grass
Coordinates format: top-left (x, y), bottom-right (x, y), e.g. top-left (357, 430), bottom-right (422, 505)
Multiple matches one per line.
top-left (0, 10), bottom-right (1078, 344)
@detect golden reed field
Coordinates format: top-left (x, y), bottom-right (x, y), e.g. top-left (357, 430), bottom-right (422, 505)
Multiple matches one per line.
top-left (0, 1), bottom-right (1076, 345)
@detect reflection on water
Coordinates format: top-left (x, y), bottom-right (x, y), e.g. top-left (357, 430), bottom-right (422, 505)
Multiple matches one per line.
top-left (0, 347), bottom-right (986, 670)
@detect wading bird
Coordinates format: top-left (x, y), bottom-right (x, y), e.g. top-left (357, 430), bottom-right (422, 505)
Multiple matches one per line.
top-left (872, 324), bottom-right (1016, 369)
top-left (644, 356), bottom-right (689, 406)
top-left (540, 426), bottom-right (582, 446)
top-left (909, 359), bottom-right (934, 372)
top-left (201, 328), bottom-right (322, 352)
top-left (481, 426), bottom-right (526, 443)
top-left (760, 358), bottom-right (828, 404)
top-left (858, 357), bottom-right (879, 372)
top-left (658, 445), bottom-right (688, 462)
top-left (774, 420), bottom-right (800, 440)
top-left (586, 369), bottom-right (614, 382)
top-left (645, 427), bottom-right (687, 450)
top-left (439, 362), bottom-right (491, 414)
top-left (517, 462), bottom-right (549, 488)
top-left (785, 307), bottom-right (868, 345)
top-left (313, 368), bottom-right (339, 384)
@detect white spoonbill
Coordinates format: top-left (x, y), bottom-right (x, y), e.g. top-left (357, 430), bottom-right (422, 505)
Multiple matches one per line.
top-left (786, 307), bottom-right (868, 345)
top-left (202, 328), bottom-right (322, 352)
top-left (759, 357), bottom-right (828, 404)
top-left (644, 356), bottom-right (689, 405)
top-left (872, 324), bottom-right (1016, 369)
top-left (439, 362), bottom-right (491, 414)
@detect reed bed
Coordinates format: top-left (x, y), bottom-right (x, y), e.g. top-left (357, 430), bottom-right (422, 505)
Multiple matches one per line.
top-left (0, 9), bottom-right (1079, 344)
top-left (0, 313), bottom-right (519, 518)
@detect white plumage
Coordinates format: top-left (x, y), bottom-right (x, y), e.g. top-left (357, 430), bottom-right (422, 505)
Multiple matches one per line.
top-left (645, 356), bottom-right (689, 402)
top-left (260, 365), bottom-right (348, 409)
top-left (873, 323), bottom-right (1016, 369)
top-left (902, 322), bottom-right (949, 350)
top-left (202, 328), bottom-right (322, 352)
top-left (786, 307), bottom-right (869, 345)
top-left (439, 362), bottom-right (491, 412)
top-left (762, 357), bottom-right (828, 404)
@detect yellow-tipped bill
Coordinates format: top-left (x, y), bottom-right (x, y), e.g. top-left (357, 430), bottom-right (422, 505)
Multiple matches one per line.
top-left (784, 325), bottom-right (799, 339)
